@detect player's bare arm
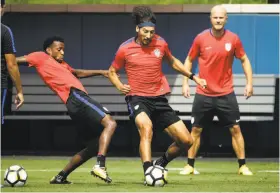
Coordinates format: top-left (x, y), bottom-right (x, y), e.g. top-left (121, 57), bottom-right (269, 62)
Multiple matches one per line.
top-left (240, 54), bottom-right (253, 99)
top-left (182, 56), bottom-right (193, 98)
top-left (16, 56), bottom-right (28, 64)
top-left (108, 65), bottom-right (130, 95)
top-left (6, 54), bottom-right (24, 109)
top-left (72, 69), bottom-right (108, 78)
top-left (166, 55), bottom-right (192, 77)
top-left (167, 55), bottom-right (207, 89)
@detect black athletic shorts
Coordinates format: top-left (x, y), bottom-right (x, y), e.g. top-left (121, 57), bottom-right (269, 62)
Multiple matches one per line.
top-left (191, 92), bottom-right (240, 129)
top-left (125, 95), bottom-right (181, 131)
top-left (66, 87), bottom-right (111, 140)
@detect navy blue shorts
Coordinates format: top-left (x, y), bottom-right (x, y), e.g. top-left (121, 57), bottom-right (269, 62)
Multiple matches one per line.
top-left (66, 87), bottom-right (111, 141)
top-left (1, 88), bottom-right (8, 124)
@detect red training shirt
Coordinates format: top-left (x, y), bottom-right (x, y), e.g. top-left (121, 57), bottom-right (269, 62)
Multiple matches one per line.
top-left (188, 29), bottom-right (245, 96)
top-left (25, 51), bottom-right (87, 103)
top-left (112, 35), bottom-right (173, 96)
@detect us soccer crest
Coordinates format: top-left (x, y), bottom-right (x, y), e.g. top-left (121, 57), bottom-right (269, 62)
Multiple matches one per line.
top-left (225, 43), bottom-right (232, 51)
top-left (154, 49), bottom-right (161, 58)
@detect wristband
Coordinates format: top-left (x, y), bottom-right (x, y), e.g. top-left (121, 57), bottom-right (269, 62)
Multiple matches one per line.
top-left (189, 73), bottom-right (195, 80)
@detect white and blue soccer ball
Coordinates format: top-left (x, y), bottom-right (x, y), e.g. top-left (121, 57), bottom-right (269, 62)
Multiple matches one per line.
top-left (4, 165), bottom-right (28, 187)
top-left (145, 165), bottom-right (168, 187)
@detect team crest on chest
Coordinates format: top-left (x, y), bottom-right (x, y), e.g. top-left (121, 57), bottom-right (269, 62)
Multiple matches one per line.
top-left (154, 49), bottom-right (161, 58)
top-left (225, 43), bottom-right (232, 51)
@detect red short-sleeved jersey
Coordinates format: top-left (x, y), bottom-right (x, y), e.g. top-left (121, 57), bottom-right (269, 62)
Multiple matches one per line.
top-left (112, 35), bottom-right (173, 96)
top-left (188, 29), bottom-right (245, 96)
top-left (25, 51), bottom-right (87, 103)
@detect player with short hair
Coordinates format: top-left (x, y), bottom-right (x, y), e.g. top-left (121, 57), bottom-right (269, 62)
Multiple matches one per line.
top-left (108, 6), bottom-right (207, 183)
top-left (180, 5), bottom-right (253, 176)
top-left (16, 36), bottom-right (117, 184)
top-left (1, 0), bottom-right (24, 188)
top-left (1, 0), bottom-right (24, 126)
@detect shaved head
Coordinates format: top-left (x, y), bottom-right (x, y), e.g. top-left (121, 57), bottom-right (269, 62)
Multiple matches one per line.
top-left (210, 5), bottom-right (228, 34)
top-left (210, 5), bottom-right (227, 17)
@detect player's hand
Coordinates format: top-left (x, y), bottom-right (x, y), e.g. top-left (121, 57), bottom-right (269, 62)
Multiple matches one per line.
top-left (118, 84), bottom-right (131, 95)
top-left (193, 76), bottom-right (207, 89)
top-left (182, 84), bottom-right (191, 98)
top-left (15, 92), bottom-right (24, 109)
top-left (244, 84), bottom-right (253, 99)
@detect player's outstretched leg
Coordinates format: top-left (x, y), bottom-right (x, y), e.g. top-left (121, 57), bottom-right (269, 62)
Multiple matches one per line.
top-left (154, 121), bottom-right (193, 169)
top-left (50, 139), bottom-right (98, 184)
top-left (50, 115), bottom-right (116, 184)
top-left (50, 176), bottom-right (73, 185)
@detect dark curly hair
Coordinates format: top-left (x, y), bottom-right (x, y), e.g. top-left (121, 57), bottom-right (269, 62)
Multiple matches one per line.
top-left (43, 36), bottom-right (64, 51)
top-left (132, 6), bottom-right (156, 26)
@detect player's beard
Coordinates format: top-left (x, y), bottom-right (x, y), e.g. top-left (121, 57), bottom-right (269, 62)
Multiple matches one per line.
top-left (142, 38), bottom-right (151, 45)
top-left (55, 56), bottom-right (64, 63)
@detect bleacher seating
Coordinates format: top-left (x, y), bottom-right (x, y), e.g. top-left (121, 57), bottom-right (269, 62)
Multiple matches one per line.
top-left (5, 74), bottom-right (277, 122)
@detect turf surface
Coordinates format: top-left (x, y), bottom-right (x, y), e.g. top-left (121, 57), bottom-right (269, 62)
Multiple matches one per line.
top-left (1, 157), bottom-right (278, 192)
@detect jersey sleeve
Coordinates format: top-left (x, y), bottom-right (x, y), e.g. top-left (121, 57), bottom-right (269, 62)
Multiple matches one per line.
top-left (111, 46), bottom-right (125, 71)
top-left (62, 62), bottom-right (74, 73)
top-left (3, 27), bottom-right (16, 54)
top-left (25, 52), bottom-right (44, 67)
top-left (234, 35), bottom-right (246, 59)
top-left (188, 35), bottom-right (200, 61)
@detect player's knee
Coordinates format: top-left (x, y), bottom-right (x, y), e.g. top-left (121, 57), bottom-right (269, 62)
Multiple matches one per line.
top-left (179, 135), bottom-right (193, 147)
top-left (79, 140), bottom-right (97, 160)
top-left (102, 115), bottom-right (117, 132)
top-left (139, 126), bottom-right (153, 142)
top-left (230, 124), bottom-right (242, 136)
top-left (186, 135), bottom-right (194, 146)
top-left (109, 119), bottom-right (117, 129)
top-left (107, 119), bottom-right (117, 133)
top-left (192, 127), bottom-right (203, 136)
top-left (141, 132), bottom-right (153, 142)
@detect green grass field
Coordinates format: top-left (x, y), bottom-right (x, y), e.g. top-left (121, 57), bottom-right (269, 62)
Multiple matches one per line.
top-left (6, 0), bottom-right (268, 4)
top-left (1, 157), bottom-right (279, 192)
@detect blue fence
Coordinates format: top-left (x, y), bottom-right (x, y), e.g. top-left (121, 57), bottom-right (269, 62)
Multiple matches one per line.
top-left (227, 14), bottom-right (279, 74)
top-left (3, 13), bottom-right (279, 74)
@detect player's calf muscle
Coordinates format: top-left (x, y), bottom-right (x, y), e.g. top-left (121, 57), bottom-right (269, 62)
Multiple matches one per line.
top-left (167, 122), bottom-right (193, 146)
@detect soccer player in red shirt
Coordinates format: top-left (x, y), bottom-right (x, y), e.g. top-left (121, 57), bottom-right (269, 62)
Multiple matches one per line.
top-left (16, 36), bottom-right (117, 184)
top-left (180, 5), bottom-right (253, 175)
top-left (108, 6), bottom-right (207, 183)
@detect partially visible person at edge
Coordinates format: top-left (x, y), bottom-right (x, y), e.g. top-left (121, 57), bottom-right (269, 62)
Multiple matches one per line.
top-left (1, 0), bottom-right (24, 129)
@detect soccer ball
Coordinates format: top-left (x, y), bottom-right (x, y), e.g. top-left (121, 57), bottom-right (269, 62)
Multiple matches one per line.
top-left (144, 165), bottom-right (168, 187)
top-left (4, 165), bottom-right (28, 187)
